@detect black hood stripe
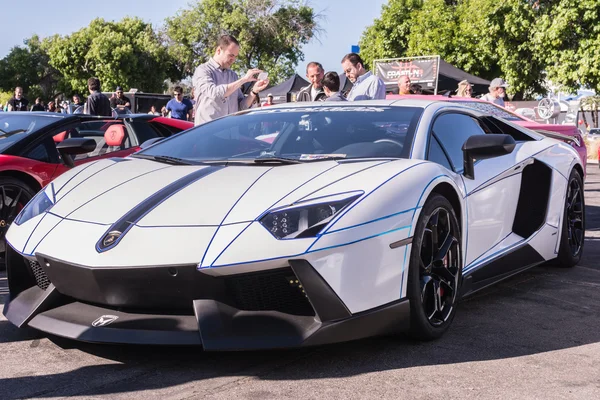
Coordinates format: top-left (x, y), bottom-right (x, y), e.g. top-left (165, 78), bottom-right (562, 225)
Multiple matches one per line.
top-left (96, 166), bottom-right (225, 252)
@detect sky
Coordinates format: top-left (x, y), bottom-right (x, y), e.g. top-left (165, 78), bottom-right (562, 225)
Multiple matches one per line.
top-left (1, 0), bottom-right (388, 80)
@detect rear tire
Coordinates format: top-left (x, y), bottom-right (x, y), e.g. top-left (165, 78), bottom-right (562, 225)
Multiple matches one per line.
top-left (406, 194), bottom-right (462, 340)
top-left (554, 169), bottom-right (585, 267)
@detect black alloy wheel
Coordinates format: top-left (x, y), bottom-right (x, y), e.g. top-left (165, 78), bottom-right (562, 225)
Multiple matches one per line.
top-left (407, 194), bottom-right (462, 340)
top-left (566, 175), bottom-right (584, 257)
top-left (0, 177), bottom-right (36, 269)
top-left (555, 169), bottom-right (585, 267)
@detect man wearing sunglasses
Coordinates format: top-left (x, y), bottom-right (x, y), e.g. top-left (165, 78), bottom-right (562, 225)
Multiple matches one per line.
top-left (110, 86), bottom-right (131, 112)
top-left (165, 86), bottom-right (194, 121)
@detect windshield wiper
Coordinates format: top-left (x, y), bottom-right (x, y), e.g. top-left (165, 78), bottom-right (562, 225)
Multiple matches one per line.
top-left (254, 156), bottom-right (301, 165)
top-left (132, 154), bottom-right (196, 165)
top-left (0, 128), bottom-right (26, 137)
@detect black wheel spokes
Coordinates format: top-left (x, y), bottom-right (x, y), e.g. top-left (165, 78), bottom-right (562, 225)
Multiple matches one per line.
top-left (0, 185), bottom-right (30, 241)
top-left (566, 179), bottom-right (584, 256)
top-left (419, 208), bottom-right (460, 326)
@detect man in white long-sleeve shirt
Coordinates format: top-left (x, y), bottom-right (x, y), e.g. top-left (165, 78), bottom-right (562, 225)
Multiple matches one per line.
top-left (192, 34), bottom-right (269, 125)
top-left (341, 53), bottom-right (386, 101)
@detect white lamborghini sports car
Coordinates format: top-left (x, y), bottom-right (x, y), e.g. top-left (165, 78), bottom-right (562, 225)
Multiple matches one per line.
top-left (3, 100), bottom-right (585, 350)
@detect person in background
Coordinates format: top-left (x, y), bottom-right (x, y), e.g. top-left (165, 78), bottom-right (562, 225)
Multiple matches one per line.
top-left (148, 105), bottom-right (160, 115)
top-left (72, 94), bottom-right (85, 109)
top-left (480, 77), bottom-right (508, 107)
top-left (262, 94), bottom-right (275, 106)
top-left (31, 97), bottom-right (45, 111)
top-left (110, 86), bottom-right (131, 112)
top-left (397, 75), bottom-right (412, 95)
top-left (456, 80), bottom-right (473, 98)
top-left (86, 77), bottom-right (112, 116)
top-left (47, 101), bottom-right (57, 112)
top-left (6, 87), bottom-right (29, 111)
top-left (341, 53), bottom-right (386, 101)
top-left (165, 86), bottom-right (194, 121)
top-left (297, 62), bottom-right (326, 102)
top-left (192, 34), bottom-right (269, 125)
top-left (322, 72), bottom-right (347, 102)
top-left (410, 83), bottom-right (423, 94)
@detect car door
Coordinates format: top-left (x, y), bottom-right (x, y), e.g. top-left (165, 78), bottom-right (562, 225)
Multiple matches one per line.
top-left (429, 112), bottom-right (523, 267)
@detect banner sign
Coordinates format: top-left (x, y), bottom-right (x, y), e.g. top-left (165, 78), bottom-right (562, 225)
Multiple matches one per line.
top-left (374, 56), bottom-right (440, 94)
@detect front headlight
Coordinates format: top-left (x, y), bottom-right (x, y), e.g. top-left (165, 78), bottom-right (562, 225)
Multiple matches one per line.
top-left (260, 191), bottom-right (363, 239)
top-left (14, 188), bottom-right (54, 226)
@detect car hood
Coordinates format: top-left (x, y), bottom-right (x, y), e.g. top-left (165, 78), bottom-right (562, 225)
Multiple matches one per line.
top-left (48, 157), bottom-right (409, 226)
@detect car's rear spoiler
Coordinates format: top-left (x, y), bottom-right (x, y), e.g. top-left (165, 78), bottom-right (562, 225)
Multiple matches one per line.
top-left (534, 129), bottom-right (581, 147)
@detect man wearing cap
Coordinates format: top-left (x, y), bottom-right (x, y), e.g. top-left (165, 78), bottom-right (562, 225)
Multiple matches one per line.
top-left (110, 86), bottom-right (131, 111)
top-left (481, 78), bottom-right (508, 107)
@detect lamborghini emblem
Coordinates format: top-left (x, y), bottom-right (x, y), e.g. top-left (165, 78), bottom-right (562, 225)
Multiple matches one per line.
top-left (102, 231), bottom-right (122, 247)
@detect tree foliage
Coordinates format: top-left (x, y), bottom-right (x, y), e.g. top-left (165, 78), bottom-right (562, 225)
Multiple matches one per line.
top-left (164, 0), bottom-right (320, 84)
top-left (46, 17), bottom-right (179, 95)
top-left (0, 35), bottom-right (65, 100)
top-left (359, 0), bottom-right (600, 99)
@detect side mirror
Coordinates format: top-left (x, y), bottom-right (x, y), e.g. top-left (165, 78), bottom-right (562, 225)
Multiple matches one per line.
top-left (462, 134), bottom-right (516, 179)
top-left (56, 138), bottom-right (97, 168)
top-left (140, 137), bottom-right (165, 150)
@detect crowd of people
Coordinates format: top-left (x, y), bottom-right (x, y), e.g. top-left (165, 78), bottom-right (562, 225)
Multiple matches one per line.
top-left (1, 33), bottom-right (510, 126)
top-left (191, 34), bottom-right (511, 125)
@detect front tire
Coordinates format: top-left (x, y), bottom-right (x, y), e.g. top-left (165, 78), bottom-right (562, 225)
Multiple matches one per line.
top-left (0, 177), bottom-right (36, 270)
top-left (407, 194), bottom-right (462, 340)
top-left (555, 169), bottom-right (585, 267)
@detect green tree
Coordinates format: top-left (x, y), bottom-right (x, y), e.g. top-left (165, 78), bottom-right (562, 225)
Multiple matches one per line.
top-left (47, 17), bottom-right (179, 95)
top-left (359, 0), bottom-right (549, 99)
top-left (164, 0), bottom-right (320, 84)
top-left (531, 0), bottom-right (600, 93)
top-left (0, 35), bottom-right (66, 101)
top-left (358, 0), bottom-right (423, 70)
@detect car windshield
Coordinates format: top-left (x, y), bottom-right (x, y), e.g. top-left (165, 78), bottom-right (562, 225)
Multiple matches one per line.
top-left (452, 101), bottom-right (523, 121)
top-left (136, 106), bottom-right (423, 163)
top-left (0, 114), bottom-right (63, 152)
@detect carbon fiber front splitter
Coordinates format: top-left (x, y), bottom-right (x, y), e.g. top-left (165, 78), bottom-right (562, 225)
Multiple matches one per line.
top-left (3, 250), bottom-right (411, 350)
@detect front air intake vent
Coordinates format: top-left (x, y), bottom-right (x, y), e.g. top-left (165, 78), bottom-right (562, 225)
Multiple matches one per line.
top-left (223, 268), bottom-right (315, 316)
top-left (28, 260), bottom-right (50, 290)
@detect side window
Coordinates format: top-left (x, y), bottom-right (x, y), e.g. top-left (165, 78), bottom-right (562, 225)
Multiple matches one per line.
top-left (129, 120), bottom-right (161, 144)
top-left (427, 135), bottom-right (452, 170)
top-left (23, 138), bottom-right (59, 164)
top-left (432, 113), bottom-right (486, 171)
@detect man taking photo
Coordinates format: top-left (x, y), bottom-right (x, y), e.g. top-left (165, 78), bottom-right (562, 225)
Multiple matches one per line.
top-left (192, 34), bottom-right (269, 125)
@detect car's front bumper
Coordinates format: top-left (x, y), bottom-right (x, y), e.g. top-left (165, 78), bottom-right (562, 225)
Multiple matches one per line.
top-left (3, 246), bottom-right (410, 350)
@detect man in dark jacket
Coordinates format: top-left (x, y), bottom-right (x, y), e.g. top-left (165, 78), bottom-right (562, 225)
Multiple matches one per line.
top-left (7, 87), bottom-right (29, 111)
top-left (322, 72), bottom-right (347, 102)
top-left (296, 62), bottom-right (326, 102)
top-left (86, 77), bottom-right (112, 117)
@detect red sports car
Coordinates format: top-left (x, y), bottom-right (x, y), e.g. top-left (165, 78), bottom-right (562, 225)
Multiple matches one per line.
top-left (0, 112), bottom-right (192, 264)
top-left (386, 95), bottom-right (587, 171)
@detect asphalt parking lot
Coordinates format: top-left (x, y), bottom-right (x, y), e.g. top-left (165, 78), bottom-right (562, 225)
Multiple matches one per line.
top-left (1, 166), bottom-right (599, 400)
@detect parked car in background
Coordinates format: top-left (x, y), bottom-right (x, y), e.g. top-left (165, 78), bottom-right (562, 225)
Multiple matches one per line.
top-left (387, 95), bottom-right (587, 172)
top-left (0, 112), bottom-right (192, 267)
